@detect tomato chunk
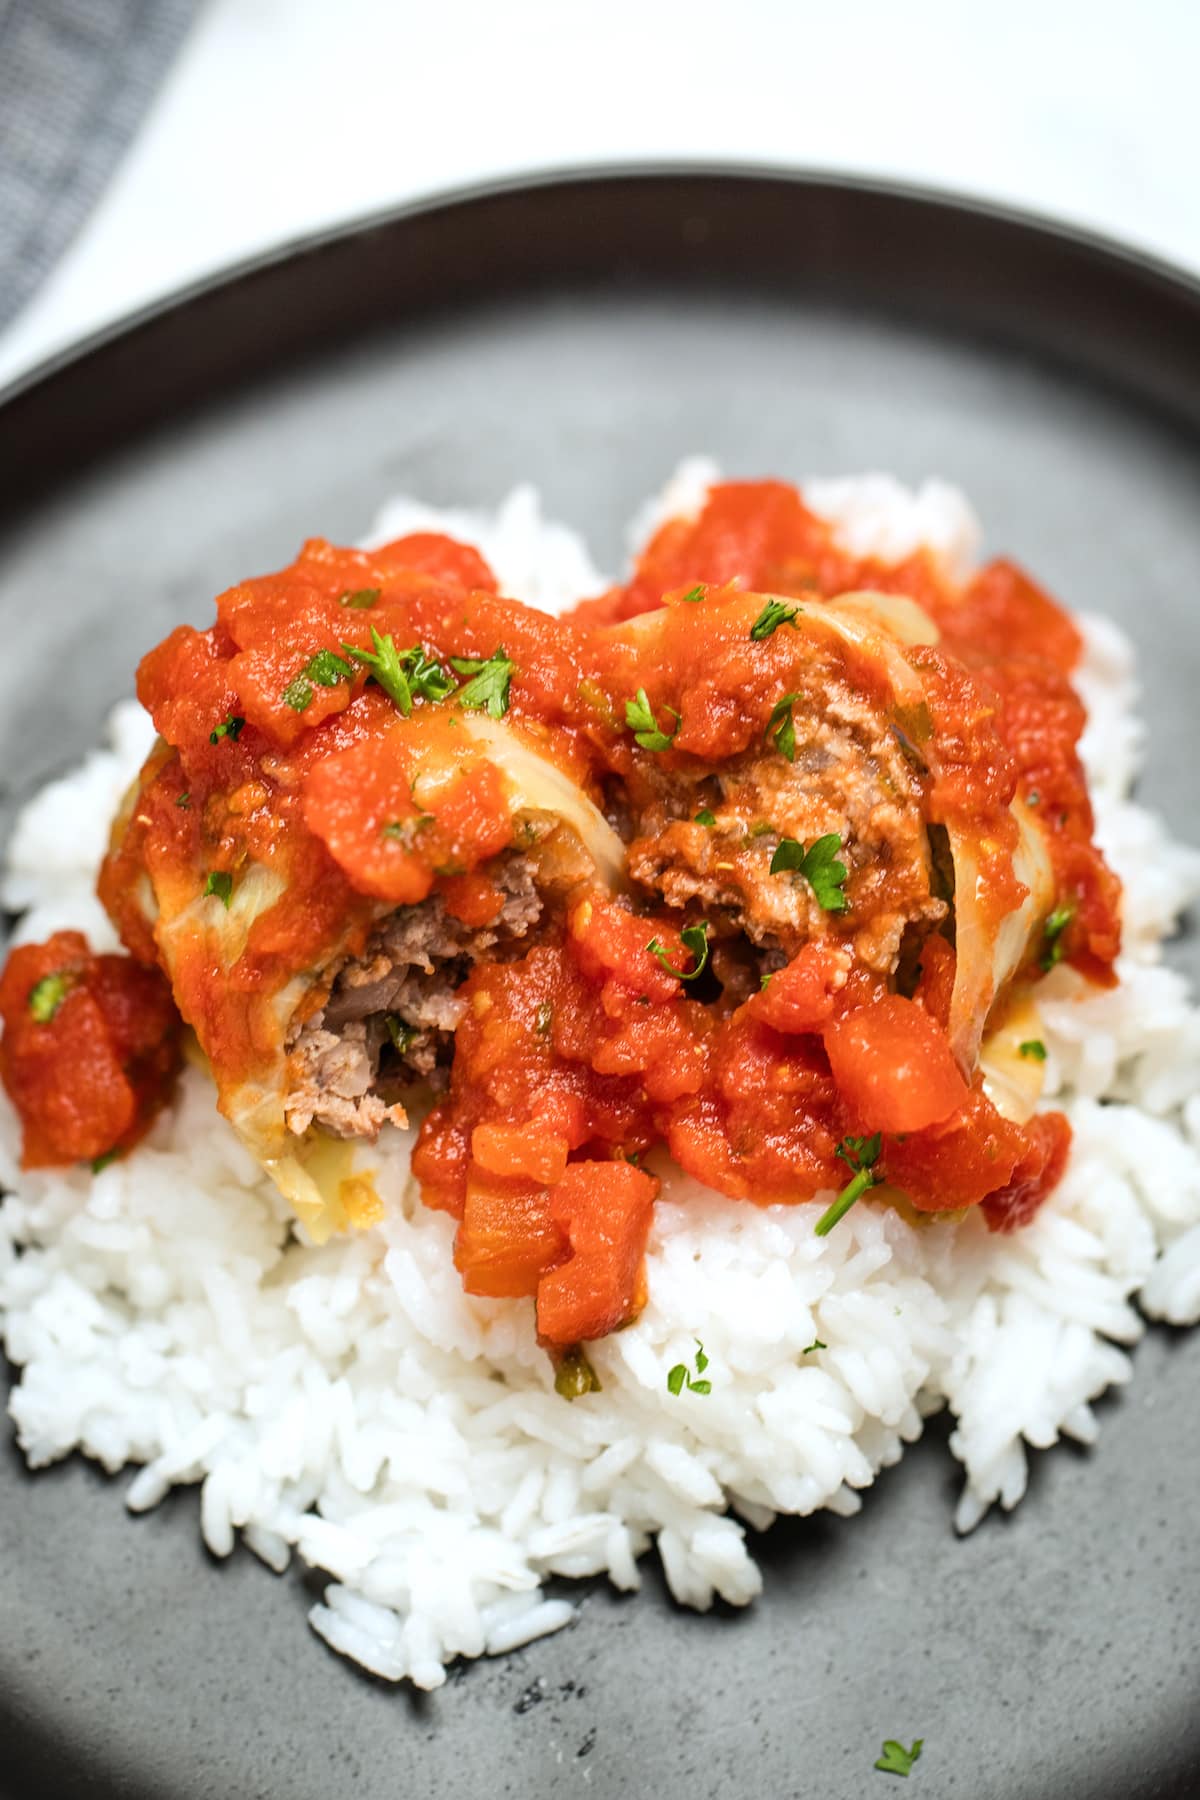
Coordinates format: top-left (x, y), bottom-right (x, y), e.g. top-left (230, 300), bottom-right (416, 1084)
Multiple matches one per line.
top-left (0, 931), bottom-right (181, 1168)
top-left (824, 994), bottom-right (968, 1134)
top-left (536, 1160), bottom-right (658, 1346)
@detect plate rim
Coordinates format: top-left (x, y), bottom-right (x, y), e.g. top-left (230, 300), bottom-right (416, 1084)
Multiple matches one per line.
top-left (4, 159), bottom-right (1200, 417)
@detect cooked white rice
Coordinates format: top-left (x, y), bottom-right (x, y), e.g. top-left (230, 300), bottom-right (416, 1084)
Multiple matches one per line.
top-left (3, 470), bottom-right (1199, 1689)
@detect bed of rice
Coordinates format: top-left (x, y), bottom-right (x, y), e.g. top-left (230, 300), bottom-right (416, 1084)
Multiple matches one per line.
top-left (3, 466), bottom-right (1199, 1690)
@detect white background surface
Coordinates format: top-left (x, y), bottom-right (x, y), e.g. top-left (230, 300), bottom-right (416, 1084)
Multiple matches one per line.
top-left (2, 0), bottom-right (1198, 389)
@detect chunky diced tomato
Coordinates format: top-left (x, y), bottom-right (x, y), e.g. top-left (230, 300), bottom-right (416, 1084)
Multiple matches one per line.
top-left (535, 1160), bottom-right (658, 1345)
top-left (824, 993), bottom-right (968, 1134)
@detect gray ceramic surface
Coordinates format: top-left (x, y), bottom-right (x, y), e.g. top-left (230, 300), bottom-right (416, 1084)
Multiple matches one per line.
top-left (0, 173), bottom-right (1197, 1799)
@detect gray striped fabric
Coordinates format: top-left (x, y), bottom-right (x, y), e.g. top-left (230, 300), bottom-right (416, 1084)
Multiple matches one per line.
top-left (0, 0), bottom-right (199, 331)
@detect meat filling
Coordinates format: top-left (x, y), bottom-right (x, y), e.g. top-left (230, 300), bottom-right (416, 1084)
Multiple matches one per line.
top-left (284, 854), bottom-right (544, 1139)
top-left (625, 689), bottom-right (946, 974)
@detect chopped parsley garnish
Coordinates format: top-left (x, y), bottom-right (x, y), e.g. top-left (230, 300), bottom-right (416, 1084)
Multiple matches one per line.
top-left (694, 808), bottom-right (717, 827)
top-left (282, 647), bottom-right (354, 713)
top-left (555, 1345), bottom-right (602, 1400)
top-left (1019, 1038), bottom-right (1047, 1061)
top-left (815, 1133), bottom-right (883, 1237)
top-left (625, 687), bottom-right (680, 752)
top-left (209, 715), bottom-right (244, 745)
top-left (451, 646), bottom-right (514, 718)
top-left (28, 970), bottom-right (73, 1023)
top-left (646, 920), bottom-right (710, 982)
top-left (203, 870), bottom-right (234, 908)
top-left (749, 599), bottom-right (801, 641)
top-left (667, 1339), bottom-right (711, 1396)
top-left (1040, 904), bottom-right (1075, 970)
top-left (765, 691), bottom-right (798, 761)
top-left (384, 1015), bottom-right (417, 1055)
top-left (90, 1149), bottom-right (119, 1175)
top-left (680, 584), bottom-right (706, 603)
top-left (759, 971), bottom-right (774, 990)
top-left (875, 1738), bottom-right (923, 1778)
top-left (338, 587), bottom-right (380, 609)
top-left (343, 630), bottom-right (429, 716)
top-left (381, 813), bottom-right (433, 847)
top-left (770, 832), bottom-right (849, 912)
top-left (175, 792), bottom-right (190, 809)
top-left (802, 1338), bottom-right (827, 1354)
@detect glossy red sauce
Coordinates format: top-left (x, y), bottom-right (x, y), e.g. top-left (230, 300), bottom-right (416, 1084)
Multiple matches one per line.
top-left (0, 487), bottom-right (1123, 1346)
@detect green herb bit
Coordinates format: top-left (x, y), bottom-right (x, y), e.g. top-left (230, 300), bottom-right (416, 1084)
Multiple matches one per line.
top-left (1019, 1039), bottom-right (1047, 1061)
top-left (1040, 904), bottom-right (1075, 970)
top-left (283, 647), bottom-right (354, 713)
top-left (875, 1738), bottom-right (923, 1778)
top-left (759, 971), bottom-right (774, 990)
top-left (342, 628), bottom-right (418, 715)
top-left (28, 970), bottom-right (73, 1024)
top-left (1026, 789), bottom-right (1040, 806)
top-left (666, 1338), bottom-right (712, 1396)
top-left (646, 920), bottom-right (711, 982)
top-left (383, 1015), bottom-right (417, 1056)
top-left (802, 1338), bottom-right (826, 1355)
top-left (749, 599), bottom-right (802, 641)
top-left (535, 1001), bottom-right (553, 1036)
top-left (338, 587), bottom-right (381, 609)
top-left (203, 870), bottom-right (234, 908)
top-left (450, 646), bottom-right (514, 717)
top-left (381, 813), bottom-right (434, 847)
top-left (679, 584), bottom-right (706, 604)
top-left (815, 1134), bottom-right (883, 1237)
top-left (836, 1132), bottom-right (882, 1175)
top-left (405, 648), bottom-right (459, 705)
top-left (555, 1345), bottom-right (602, 1400)
top-left (90, 1149), bottom-right (119, 1175)
top-left (765, 691), bottom-right (798, 762)
top-left (769, 832), bottom-right (849, 912)
top-left (209, 714), bottom-right (244, 745)
top-left (175, 792), bottom-right (191, 810)
top-left (694, 808), bottom-right (717, 827)
top-left (625, 687), bottom-right (680, 752)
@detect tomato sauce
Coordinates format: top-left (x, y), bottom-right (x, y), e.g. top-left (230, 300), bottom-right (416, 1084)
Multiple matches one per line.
top-left (0, 485), bottom-right (1121, 1348)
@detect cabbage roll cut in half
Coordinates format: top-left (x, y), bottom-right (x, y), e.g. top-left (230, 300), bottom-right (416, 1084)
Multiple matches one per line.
top-left (98, 532), bottom-right (623, 1237)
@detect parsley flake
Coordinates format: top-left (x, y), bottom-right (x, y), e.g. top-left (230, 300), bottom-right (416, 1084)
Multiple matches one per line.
top-left (1040, 904), bottom-right (1075, 970)
top-left (384, 1015), bottom-right (417, 1055)
top-left (175, 792), bottom-right (190, 809)
top-left (381, 813), bottom-right (433, 847)
top-left (28, 970), bottom-right (73, 1023)
top-left (646, 920), bottom-right (710, 982)
top-left (209, 715), bottom-right (244, 745)
top-left (875, 1738), bottom-right (923, 1778)
top-left (90, 1149), bottom-right (119, 1175)
top-left (765, 691), bottom-right (798, 761)
top-left (343, 630), bottom-right (417, 715)
top-left (770, 832), bottom-right (849, 912)
top-left (667, 1339), bottom-right (712, 1396)
top-left (1019, 1038), bottom-right (1047, 1061)
top-left (680, 585), bottom-right (706, 603)
top-left (451, 647), bottom-right (514, 718)
top-left (802, 1338), bottom-right (827, 1355)
top-left (203, 870), bottom-right (234, 908)
top-left (625, 687), bottom-right (680, 752)
top-left (694, 808), bottom-right (717, 827)
top-left (283, 647), bottom-right (354, 713)
top-left (750, 599), bottom-right (802, 641)
top-left (338, 587), bottom-right (380, 609)
top-left (815, 1133), bottom-right (883, 1237)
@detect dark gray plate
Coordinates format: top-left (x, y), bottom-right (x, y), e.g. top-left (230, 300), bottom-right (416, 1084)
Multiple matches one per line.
top-left (1, 169), bottom-right (1198, 1800)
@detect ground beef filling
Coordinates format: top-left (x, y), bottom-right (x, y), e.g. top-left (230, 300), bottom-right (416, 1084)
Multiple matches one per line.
top-left (625, 690), bottom-right (947, 977)
top-left (283, 856), bottom-right (543, 1139)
